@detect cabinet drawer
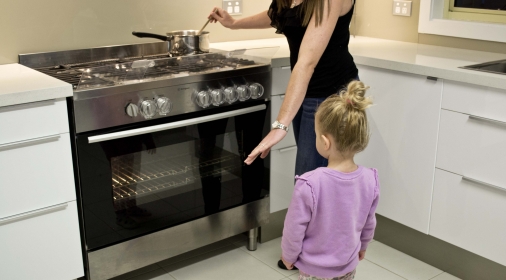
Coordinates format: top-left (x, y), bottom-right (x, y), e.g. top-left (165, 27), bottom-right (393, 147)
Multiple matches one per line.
top-left (436, 109), bottom-right (506, 188)
top-left (0, 132), bottom-right (76, 219)
top-left (270, 146), bottom-right (297, 213)
top-left (271, 95), bottom-right (296, 150)
top-left (442, 80), bottom-right (506, 122)
top-left (272, 66), bottom-right (291, 96)
top-left (0, 200), bottom-right (84, 279)
top-left (0, 98), bottom-right (69, 145)
top-left (430, 169), bottom-right (506, 266)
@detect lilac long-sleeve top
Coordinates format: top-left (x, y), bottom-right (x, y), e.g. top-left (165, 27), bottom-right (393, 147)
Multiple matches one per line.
top-left (281, 166), bottom-right (380, 278)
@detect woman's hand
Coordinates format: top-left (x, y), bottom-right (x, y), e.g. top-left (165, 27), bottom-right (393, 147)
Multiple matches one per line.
top-left (244, 129), bottom-right (287, 165)
top-left (208, 7), bottom-right (236, 29)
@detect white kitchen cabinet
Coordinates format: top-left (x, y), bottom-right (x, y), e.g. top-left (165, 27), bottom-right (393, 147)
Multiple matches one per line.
top-left (0, 97), bottom-right (84, 280)
top-left (0, 132), bottom-right (76, 218)
top-left (430, 168), bottom-right (506, 266)
top-left (0, 201), bottom-right (84, 279)
top-left (441, 80), bottom-right (506, 123)
top-left (436, 109), bottom-right (506, 189)
top-left (270, 146), bottom-right (297, 213)
top-left (271, 66), bottom-right (291, 96)
top-left (0, 99), bottom-right (69, 145)
top-left (354, 65), bottom-right (443, 233)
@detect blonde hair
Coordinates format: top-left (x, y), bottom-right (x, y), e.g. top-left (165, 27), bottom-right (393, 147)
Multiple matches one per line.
top-left (276, 0), bottom-right (331, 27)
top-left (315, 81), bottom-right (373, 153)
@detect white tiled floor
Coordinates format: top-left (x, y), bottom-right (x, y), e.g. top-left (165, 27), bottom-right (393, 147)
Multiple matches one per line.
top-left (111, 235), bottom-right (461, 280)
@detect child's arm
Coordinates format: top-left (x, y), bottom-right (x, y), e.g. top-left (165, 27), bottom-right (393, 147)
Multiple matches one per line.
top-left (281, 178), bottom-right (314, 265)
top-left (360, 170), bottom-right (380, 252)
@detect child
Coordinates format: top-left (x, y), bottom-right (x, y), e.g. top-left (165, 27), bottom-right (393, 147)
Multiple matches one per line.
top-left (281, 81), bottom-right (380, 280)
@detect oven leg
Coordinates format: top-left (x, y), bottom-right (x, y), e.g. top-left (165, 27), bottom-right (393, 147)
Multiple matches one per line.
top-left (247, 227), bottom-right (259, 251)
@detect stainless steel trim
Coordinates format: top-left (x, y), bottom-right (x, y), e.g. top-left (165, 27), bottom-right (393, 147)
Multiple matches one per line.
top-left (462, 176), bottom-right (506, 192)
top-left (469, 115), bottom-right (506, 126)
top-left (19, 42), bottom-right (168, 68)
top-left (281, 66), bottom-right (291, 70)
top-left (88, 104), bottom-right (266, 143)
top-left (0, 134), bottom-right (60, 150)
top-left (88, 197), bottom-right (269, 280)
top-left (279, 146), bottom-right (297, 153)
top-left (0, 202), bottom-right (68, 226)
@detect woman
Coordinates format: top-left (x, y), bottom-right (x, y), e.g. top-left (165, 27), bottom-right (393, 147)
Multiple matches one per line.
top-left (209, 0), bottom-right (358, 269)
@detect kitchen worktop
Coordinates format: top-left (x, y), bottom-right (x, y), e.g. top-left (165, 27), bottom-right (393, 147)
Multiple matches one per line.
top-left (0, 64), bottom-right (72, 107)
top-left (211, 36), bottom-right (506, 90)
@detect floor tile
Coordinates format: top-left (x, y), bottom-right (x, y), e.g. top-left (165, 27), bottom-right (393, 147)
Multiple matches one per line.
top-left (430, 273), bottom-right (461, 280)
top-left (355, 260), bottom-right (406, 280)
top-left (161, 245), bottom-right (286, 280)
top-left (365, 242), bottom-right (442, 280)
top-left (288, 273), bottom-right (300, 279)
top-left (109, 264), bottom-right (161, 280)
top-left (235, 237), bottom-right (298, 277)
top-left (127, 269), bottom-right (176, 280)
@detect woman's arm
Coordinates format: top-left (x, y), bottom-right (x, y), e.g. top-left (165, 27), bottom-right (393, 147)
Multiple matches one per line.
top-left (244, 0), bottom-right (346, 165)
top-left (209, 8), bottom-right (271, 29)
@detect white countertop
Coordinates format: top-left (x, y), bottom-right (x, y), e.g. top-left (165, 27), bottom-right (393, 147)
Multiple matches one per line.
top-left (0, 64), bottom-right (72, 108)
top-left (212, 36), bottom-right (506, 90)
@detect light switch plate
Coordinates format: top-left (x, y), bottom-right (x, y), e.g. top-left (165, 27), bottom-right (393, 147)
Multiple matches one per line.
top-left (223, 0), bottom-right (243, 16)
top-left (393, 0), bottom-right (412, 17)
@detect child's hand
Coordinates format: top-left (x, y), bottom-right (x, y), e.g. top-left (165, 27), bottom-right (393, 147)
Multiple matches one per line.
top-left (281, 256), bottom-right (294, 270)
top-left (359, 250), bottom-right (366, 261)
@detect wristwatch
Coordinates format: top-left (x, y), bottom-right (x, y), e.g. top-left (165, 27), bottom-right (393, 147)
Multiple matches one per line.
top-left (272, 120), bottom-right (289, 132)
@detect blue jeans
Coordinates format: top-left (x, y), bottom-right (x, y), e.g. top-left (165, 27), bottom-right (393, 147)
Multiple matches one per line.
top-left (292, 97), bottom-right (328, 177)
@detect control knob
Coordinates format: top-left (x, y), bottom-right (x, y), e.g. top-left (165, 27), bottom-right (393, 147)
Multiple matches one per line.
top-left (210, 89), bottom-right (225, 106)
top-left (139, 99), bottom-right (157, 119)
top-left (194, 90), bottom-right (212, 108)
top-left (224, 87), bottom-right (239, 104)
top-left (236, 85), bottom-right (251, 101)
top-left (156, 96), bottom-right (173, 115)
top-left (249, 83), bottom-right (264, 99)
top-left (125, 103), bottom-right (139, 117)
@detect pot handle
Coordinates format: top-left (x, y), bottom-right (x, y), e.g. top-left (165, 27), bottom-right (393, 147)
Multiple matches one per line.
top-left (132, 31), bottom-right (173, 41)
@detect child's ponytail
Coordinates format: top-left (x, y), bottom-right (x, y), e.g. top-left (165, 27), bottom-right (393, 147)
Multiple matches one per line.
top-left (315, 80), bottom-right (373, 153)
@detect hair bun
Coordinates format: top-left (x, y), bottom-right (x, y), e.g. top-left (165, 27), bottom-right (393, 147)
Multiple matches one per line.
top-left (342, 80), bottom-right (372, 111)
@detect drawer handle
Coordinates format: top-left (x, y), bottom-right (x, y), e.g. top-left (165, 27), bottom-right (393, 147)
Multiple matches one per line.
top-left (462, 176), bottom-right (506, 192)
top-left (281, 66), bottom-right (291, 70)
top-left (468, 115), bottom-right (506, 127)
top-left (279, 146), bottom-right (297, 153)
top-left (0, 134), bottom-right (61, 150)
top-left (0, 202), bottom-right (68, 226)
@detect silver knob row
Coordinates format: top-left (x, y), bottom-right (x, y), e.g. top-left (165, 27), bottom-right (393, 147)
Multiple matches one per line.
top-left (126, 97), bottom-right (173, 119)
top-left (194, 83), bottom-right (264, 108)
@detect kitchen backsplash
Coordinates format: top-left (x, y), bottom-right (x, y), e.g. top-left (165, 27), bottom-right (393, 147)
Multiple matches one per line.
top-left (1, 0), bottom-right (505, 65)
top-left (0, 0), bottom-right (281, 65)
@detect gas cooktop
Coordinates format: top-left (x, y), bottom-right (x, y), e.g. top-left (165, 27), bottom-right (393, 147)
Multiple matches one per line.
top-left (19, 42), bottom-right (277, 91)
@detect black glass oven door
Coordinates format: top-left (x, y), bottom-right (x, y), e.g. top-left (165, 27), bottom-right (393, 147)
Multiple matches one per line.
top-left (76, 104), bottom-right (269, 251)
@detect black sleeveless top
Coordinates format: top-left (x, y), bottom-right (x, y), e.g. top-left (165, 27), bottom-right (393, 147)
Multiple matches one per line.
top-left (268, 1), bottom-right (358, 98)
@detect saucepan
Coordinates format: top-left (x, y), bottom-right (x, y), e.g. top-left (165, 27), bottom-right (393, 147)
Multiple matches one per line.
top-left (132, 30), bottom-right (210, 56)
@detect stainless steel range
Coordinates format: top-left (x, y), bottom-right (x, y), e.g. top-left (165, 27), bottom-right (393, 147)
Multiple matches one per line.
top-left (19, 42), bottom-right (277, 280)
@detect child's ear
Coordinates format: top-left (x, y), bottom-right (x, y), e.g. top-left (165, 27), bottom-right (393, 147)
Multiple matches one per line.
top-left (321, 134), bottom-right (331, 151)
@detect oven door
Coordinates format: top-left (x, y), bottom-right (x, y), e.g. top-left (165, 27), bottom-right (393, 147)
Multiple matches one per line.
top-left (76, 102), bottom-right (269, 251)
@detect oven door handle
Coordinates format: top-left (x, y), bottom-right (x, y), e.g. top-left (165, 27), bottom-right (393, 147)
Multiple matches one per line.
top-left (88, 104), bottom-right (267, 143)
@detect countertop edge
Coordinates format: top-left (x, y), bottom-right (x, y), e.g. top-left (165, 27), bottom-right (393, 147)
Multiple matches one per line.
top-left (0, 84), bottom-right (73, 108)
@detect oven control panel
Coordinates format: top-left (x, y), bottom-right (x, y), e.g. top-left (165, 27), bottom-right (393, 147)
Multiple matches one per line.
top-left (73, 70), bottom-right (271, 133)
top-left (125, 80), bottom-right (266, 120)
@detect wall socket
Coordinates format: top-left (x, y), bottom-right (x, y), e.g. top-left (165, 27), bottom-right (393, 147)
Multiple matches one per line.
top-left (223, 0), bottom-right (243, 16)
top-left (393, 0), bottom-right (412, 17)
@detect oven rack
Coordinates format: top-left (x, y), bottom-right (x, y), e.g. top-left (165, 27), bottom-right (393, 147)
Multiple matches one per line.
top-left (111, 154), bottom-right (237, 189)
top-left (113, 165), bottom-right (239, 201)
